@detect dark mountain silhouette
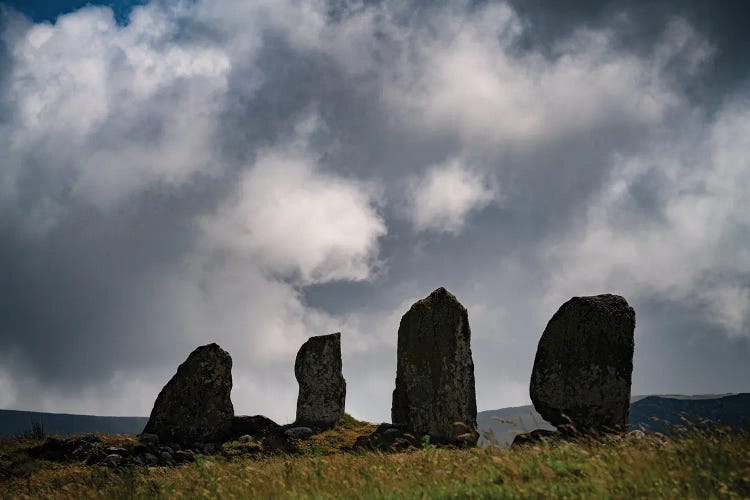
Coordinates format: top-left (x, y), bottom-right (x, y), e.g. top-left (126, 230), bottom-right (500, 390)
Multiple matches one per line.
top-left (0, 409), bottom-right (147, 437)
top-left (479, 393), bottom-right (750, 446)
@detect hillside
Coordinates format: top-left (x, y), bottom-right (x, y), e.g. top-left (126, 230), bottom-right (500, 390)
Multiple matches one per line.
top-left (5, 392), bottom-right (749, 442)
top-left (478, 393), bottom-right (750, 446)
top-left (1, 426), bottom-right (748, 498)
top-left (0, 410), bottom-right (147, 438)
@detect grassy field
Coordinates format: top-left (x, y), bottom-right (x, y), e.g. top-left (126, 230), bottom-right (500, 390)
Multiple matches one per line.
top-left (1, 422), bottom-right (749, 499)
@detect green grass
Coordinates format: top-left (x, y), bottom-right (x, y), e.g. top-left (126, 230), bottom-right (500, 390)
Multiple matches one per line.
top-left (1, 428), bottom-right (749, 499)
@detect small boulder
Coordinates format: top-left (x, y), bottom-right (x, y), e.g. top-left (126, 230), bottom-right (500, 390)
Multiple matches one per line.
top-left (627, 429), bottom-right (645, 440)
top-left (391, 287), bottom-right (479, 445)
top-left (353, 423), bottom-right (419, 451)
top-left (284, 427), bottom-right (313, 440)
top-left (143, 343), bottom-right (234, 445)
top-left (530, 294), bottom-right (635, 434)
top-left (174, 450), bottom-right (195, 463)
top-left (102, 454), bottom-right (122, 467)
top-left (294, 332), bottom-right (346, 429)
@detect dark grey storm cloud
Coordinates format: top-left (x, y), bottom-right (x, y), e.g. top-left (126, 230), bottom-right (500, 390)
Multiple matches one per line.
top-left (0, 0), bottom-right (748, 420)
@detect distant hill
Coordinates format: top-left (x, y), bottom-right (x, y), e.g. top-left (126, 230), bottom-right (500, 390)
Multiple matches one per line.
top-left (3, 392), bottom-right (748, 441)
top-left (478, 393), bottom-right (750, 447)
top-left (0, 409), bottom-right (147, 437)
top-left (629, 393), bottom-right (750, 434)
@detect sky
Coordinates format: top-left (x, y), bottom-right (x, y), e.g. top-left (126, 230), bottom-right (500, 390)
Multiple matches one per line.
top-left (0, 0), bottom-right (748, 422)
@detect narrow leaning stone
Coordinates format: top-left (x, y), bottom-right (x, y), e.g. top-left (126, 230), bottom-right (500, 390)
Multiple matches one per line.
top-left (530, 294), bottom-right (636, 434)
top-left (391, 287), bottom-right (478, 445)
top-left (295, 332), bottom-right (346, 428)
top-left (143, 343), bottom-right (234, 445)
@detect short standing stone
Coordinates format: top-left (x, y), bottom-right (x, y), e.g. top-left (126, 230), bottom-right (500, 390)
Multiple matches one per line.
top-left (294, 332), bottom-right (346, 428)
top-left (391, 287), bottom-right (478, 445)
top-left (530, 294), bottom-right (635, 433)
top-left (143, 343), bottom-right (234, 445)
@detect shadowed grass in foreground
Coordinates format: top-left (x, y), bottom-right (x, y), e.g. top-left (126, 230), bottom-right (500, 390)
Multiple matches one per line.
top-left (1, 429), bottom-right (749, 499)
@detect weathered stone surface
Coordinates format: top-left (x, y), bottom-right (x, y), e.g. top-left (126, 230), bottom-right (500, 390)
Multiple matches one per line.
top-left (294, 332), bottom-right (346, 428)
top-left (139, 433), bottom-right (159, 447)
top-left (391, 287), bottom-right (478, 445)
top-left (284, 426), bottom-right (313, 440)
top-left (143, 343), bottom-right (234, 445)
top-left (530, 294), bottom-right (635, 434)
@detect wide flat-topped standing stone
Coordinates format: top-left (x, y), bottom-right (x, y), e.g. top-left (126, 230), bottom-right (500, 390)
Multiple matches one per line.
top-left (392, 287), bottom-right (478, 445)
top-left (143, 343), bottom-right (234, 445)
top-left (294, 332), bottom-right (346, 428)
top-left (530, 294), bottom-right (635, 434)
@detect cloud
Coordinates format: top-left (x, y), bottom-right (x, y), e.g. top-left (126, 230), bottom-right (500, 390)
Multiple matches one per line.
top-left (0, 3), bottom-right (233, 222)
top-left (201, 116), bottom-right (386, 285)
top-left (382, 8), bottom-right (709, 151)
top-left (407, 159), bottom-right (496, 234)
top-left (542, 99), bottom-right (750, 336)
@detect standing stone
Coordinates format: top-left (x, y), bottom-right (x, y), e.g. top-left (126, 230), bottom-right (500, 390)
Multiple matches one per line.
top-left (391, 287), bottom-right (478, 445)
top-left (530, 294), bottom-right (635, 434)
top-left (143, 343), bottom-right (234, 445)
top-left (294, 332), bottom-right (346, 428)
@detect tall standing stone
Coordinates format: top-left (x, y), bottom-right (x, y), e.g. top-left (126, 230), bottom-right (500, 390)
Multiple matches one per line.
top-left (143, 343), bottom-right (234, 445)
top-left (295, 332), bottom-right (346, 428)
top-left (392, 287), bottom-right (478, 445)
top-left (530, 294), bottom-right (635, 433)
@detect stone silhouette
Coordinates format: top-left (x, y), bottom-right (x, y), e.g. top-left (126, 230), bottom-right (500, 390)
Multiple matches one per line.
top-left (294, 332), bottom-right (346, 428)
top-left (392, 287), bottom-right (478, 445)
top-left (530, 294), bottom-right (636, 433)
top-left (143, 343), bottom-right (234, 445)
top-left (230, 415), bottom-right (282, 439)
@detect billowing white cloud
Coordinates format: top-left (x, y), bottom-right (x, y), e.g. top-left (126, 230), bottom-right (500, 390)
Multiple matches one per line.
top-left (407, 159), bottom-right (496, 234)
top-left (384, 8), bottom-right (709, 150)
top-left (542, 100), bottom-right (750, 336)
top-left (1, 3), bottom-right (233, 218)
top-left (201, 117), bottom-right (386, 285)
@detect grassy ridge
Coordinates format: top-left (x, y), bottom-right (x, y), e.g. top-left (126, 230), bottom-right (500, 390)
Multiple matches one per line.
top-left (1, 429), bottom-right (749, 499)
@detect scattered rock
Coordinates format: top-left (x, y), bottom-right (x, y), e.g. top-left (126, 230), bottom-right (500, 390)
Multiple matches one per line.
top-left (530, 294), bottom-right (635, 434)
top-left (174, 450), bottom-right (195, 463)
top-left (391, 287), bottom-right (479, 445)
top-left (353, 423), bottom-right (419, 451)
top-left (284, 427), bottom-right (313, 440)
top-left (143, 452), bottom-right (159, 465)
top-left (627, 429), bottom-right (645, 440)
top-left (102, 454), bottom-right (122, 467)
top-left (33, 435), bottom-right (103, 462)
top-left (239, 435), bottom-right (254, 443)
top-left (165, 442), bottom-right (181, 452)
top-left (294, 332), bottom-right (346, 429)
top-left (230, 415), bottom-right (282, 439)
top-left (143, 343), bottom-right (234, 445)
